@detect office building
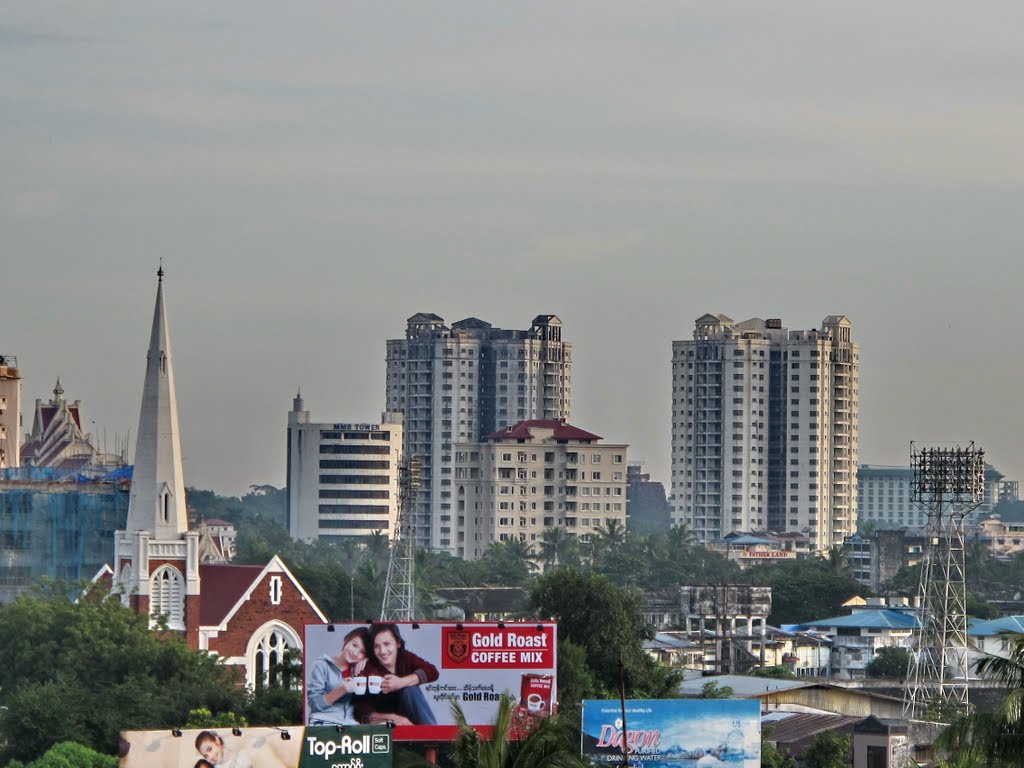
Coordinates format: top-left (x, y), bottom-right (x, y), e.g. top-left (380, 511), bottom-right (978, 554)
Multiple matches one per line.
top-left (286, 394), bottom-right (403, 542)
top-left (453, 419), bottom-right (627, 559)
top-left (857, 463), bottom-right (1004, 529)
top-left (671, 314), bottom-right (858, 553)
top-left (386, 313), bottom-right (571, 553)
top-left (0, 355), bottom-right (21, 469)
top-left (626, 464), bottom-right (672, 533)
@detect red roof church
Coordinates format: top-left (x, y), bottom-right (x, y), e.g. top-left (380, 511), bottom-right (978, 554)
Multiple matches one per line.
top-left (110, 268), bottom-right (326, 687)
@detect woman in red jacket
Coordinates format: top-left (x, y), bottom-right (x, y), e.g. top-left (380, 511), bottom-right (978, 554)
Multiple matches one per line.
top-left (357, 622), bottom-right (439, 726)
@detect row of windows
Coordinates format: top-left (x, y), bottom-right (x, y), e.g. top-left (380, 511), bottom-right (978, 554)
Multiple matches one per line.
top-left (319, 444), bottom-right (391, 455)
top-left (320, 519), bottom-right (390, 529)
top-left (318, 504), bottom-right (391, 515)
top-left (319, 489), bottom-right (390, 499)
top-left (318, 460), bottom-right (391, 470)
top-left (319, 475), bottom-right (389, 485)
top-left (320, 431), bottom-right (392, 441)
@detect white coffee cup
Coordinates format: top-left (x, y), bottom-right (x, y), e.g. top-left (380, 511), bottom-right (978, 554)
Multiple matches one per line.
top-left (527, 693), bottom-right (544, 712)
top-left (368, 675), bottom-right (383, 694)
top-left (353, 676), bottom-right (367, 695)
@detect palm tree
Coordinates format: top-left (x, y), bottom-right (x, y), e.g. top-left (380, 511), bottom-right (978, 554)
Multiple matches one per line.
top-left (938, 634), bottom-right (1024, 764)
top-left (538, 527), bottom-right (571, 571)
top-left (448, 693), bottom-right (589, 768)
top-left (594, 518), bottom-right (628, 547)
top-left (667, 523), bottom-right (697, 550)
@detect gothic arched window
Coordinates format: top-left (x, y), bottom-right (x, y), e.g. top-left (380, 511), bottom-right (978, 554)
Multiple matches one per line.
top-left (149, 565), bottom-right (185, 630)
top-left (246, 621), bottom-right (301, 690)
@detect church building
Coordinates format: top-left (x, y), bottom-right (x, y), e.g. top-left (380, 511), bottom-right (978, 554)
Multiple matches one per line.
top-left (111, 268), bottom-right (327, 687)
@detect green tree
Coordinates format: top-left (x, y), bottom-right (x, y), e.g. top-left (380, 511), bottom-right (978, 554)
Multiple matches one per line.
top-left (802, 731), bottom-right (851, 768)
top-left (865, 646), bottom-right (911, 680)
top-left (479, 539), bottom-right (537, 586)
top-left (750, 665), bottom-right (797, 680)
top-left (447, 693), bottom-right (588, 768)
top-left (761, 729), bottom-right (796, 768)
top-left (531, 567), bottom-right (681, 700)
top-left (748, 557), bottom-right (862, 625)
top-left (0, 590), bottom-right (245, 763)
top-left (5, 741), bottom-right (118, 768)
top-left (538, 527), bottom-right (578, 572)
top-left (699, 681), bottom-right (734, 699)
top-left (183, 708), bottom-right (248, 729)
top-left (938, 634), bottom-right (1024, 764)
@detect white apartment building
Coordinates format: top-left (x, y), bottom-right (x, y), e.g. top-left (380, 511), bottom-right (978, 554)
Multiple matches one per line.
top-left (0, 355), bottom-right (21, 469)
top-left (453, 419), bottom-right (627, 559)
top-left (286, 393), bottom-right (403, 542)
top-left (857, 463), bottom-right (1004, 529)
top-left (385, 314), bottom-right (571, 554)
top-left (671, 314), bottom-right (859, 553)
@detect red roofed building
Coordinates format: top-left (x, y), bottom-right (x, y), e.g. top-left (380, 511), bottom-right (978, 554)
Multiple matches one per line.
top-left (454, 418), bottom-right (628, 562)
top-left (111, 269), bottom-right (326, 687)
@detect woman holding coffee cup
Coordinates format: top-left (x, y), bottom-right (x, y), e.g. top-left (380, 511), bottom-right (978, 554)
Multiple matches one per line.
top-left (356, 623), bottom-right (439, 726)
top-left (307, 626), bottom-right (371, 726)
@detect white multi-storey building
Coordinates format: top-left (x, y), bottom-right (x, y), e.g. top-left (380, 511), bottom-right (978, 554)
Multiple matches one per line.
top-left (857, 463), bottom-right (1004, 529)
top-left (286, 393), bottom-right (403, 542)
top-left (671, 314), bottom-right (859, 553)
top-left (454, 419), bottom-right (627, 560)
top-left (0, 355), bottom-right (21, 469)
top-left (385, 314), bottom-right (571, 554)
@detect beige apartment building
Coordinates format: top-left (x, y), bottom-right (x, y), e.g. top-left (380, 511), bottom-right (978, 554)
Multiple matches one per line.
top-left (386, 314), bottom-right (572, 554)
top-left (0, 355), bottom-right (21, 469)
top-left (671, 314), bottom-right (859, 553)
top-left (453, 419), bottom-right (627, 559)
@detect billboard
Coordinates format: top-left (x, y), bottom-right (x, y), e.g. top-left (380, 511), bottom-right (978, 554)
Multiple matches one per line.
top-left (119, 725), bottom-right (393, 768)
top-left (581, 699), bottom-right (761, 767)
top-left (304, 622), bottom-right (557, 741)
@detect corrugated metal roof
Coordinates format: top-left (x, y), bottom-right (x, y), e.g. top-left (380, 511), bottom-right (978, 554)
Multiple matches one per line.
top-left (968, 615), bottom-right (1024, 637)
top-left (762, 712), bottom-right (862, 746)
top-left (678, 674), bottom-right (815, 697)
top-left (799, 609), bottom-right (918, 631)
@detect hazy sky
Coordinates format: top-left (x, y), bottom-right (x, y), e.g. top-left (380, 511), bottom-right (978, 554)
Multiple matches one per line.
top-left (4, 2), bottom-right (1023, 496)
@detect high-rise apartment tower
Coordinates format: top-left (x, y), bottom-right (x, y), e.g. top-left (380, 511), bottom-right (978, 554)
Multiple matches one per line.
top-left (671, 314), bottom-right (858, 553)
top-left (385, 314), bottom-right (571, 552)
top-left (0, 355), bottom-right (21, 469)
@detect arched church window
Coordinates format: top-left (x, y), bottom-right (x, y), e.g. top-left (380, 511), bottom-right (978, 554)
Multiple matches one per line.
top-left (149, 565), bottom-right (185, 630)
top-left (118, 563), bottom-right (133, 607)
top-left (248, 622), bottom-right (301, 690)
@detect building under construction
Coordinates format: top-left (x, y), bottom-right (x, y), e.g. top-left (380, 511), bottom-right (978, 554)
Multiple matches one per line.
top-left (0, 466), bottom-right (131, 603)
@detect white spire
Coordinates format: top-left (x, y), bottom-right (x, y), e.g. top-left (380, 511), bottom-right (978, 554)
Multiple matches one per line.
top-left (126, 266), bottom-right (188, 537)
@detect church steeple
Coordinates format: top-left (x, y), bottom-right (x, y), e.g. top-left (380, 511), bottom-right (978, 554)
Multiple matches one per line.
top-left (126, 267), bottom-right (188, 537)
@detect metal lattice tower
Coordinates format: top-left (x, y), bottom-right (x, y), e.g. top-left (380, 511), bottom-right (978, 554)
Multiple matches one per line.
top-left (381, 455), bottom-right (422, 622)
top-left (903, 443), bottom-right (985, 719)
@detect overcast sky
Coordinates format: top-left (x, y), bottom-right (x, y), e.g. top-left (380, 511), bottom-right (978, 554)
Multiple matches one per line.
top-left (3, 2), bottom-right (1023, 496)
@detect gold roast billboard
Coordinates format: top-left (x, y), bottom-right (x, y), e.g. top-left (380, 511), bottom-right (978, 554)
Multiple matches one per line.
top-left (304, 621), bottom-right (558, 740)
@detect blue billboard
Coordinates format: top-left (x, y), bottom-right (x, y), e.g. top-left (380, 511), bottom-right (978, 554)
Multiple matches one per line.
top-left (581, 699), bottom-right (761, 767)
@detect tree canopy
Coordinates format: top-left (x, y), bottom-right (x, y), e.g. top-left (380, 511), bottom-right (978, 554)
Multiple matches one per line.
top-left (531, 567), bottom-right (682, 706)
top-left (0, 590), bottom-right (246, 763)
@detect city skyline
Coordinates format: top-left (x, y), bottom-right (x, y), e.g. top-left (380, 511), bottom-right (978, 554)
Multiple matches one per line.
top-left (4, 3), bottom-right (1023, 495)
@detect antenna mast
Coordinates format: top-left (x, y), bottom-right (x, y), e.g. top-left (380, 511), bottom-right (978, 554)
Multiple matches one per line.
top-left (381, 454), bottom-right (422, 621)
